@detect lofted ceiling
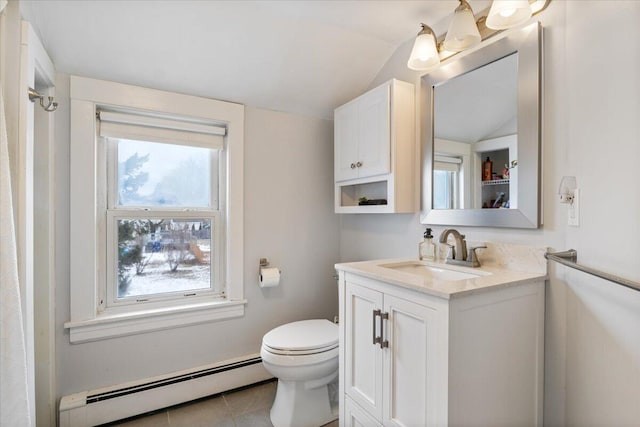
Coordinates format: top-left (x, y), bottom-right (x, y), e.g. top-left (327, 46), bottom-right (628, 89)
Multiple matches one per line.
top-left (435, 52), bottom-right (517, 143)
top-left (21, 0), bottom-right (491, 119)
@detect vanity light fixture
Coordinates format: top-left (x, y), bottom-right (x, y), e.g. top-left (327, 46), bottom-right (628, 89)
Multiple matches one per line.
top-left (443, 0), bottom-right (481, 52)
top-left (407, 0), bottom-right (550, 72)
top-left (407, 23), bottom-right (440, 72)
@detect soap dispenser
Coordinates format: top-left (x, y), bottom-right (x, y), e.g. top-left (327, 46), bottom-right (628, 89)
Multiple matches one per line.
top-left (419, 227), bottom-right (437, 261)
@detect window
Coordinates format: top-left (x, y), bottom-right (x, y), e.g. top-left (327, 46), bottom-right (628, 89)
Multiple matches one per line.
top-left (100, 112), bottom-right (224, 310)
top-left (98, 111), bottom-right (225, 310)
top-left (433, 155), bottom-right (461, 209)
top-left (66, 76), bottom-right (245, 343)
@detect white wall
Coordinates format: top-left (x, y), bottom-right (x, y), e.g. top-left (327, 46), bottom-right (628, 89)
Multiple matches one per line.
top-left (54, 74), bottom-right (340, 396)
top-left (339, 2), bottom-right (640, 426)
top-left (562, 2), bottom-right (640, 425)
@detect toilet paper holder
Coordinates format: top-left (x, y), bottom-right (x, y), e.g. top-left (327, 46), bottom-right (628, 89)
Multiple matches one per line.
top-left (259, 258), bottom-right (282, 274)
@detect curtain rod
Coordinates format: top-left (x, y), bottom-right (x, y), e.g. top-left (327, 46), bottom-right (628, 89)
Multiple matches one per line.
top-left (28, 87), bottom-right (58, 112)
top-left (545, 250), bottom-right (640, 293)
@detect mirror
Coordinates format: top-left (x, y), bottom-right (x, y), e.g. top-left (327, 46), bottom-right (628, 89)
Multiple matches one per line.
top-left (434, 53), bottom-right (517, 210)
top-left (421, 22), bottom-right (541, 228)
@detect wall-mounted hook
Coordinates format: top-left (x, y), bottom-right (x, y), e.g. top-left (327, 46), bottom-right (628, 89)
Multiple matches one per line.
top-left (28, 87), bottom-right (58, 112)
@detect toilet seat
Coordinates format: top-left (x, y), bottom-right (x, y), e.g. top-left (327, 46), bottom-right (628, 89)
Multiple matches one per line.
top-left (262, 319), bottom-right (338, 353)
top-left (262, 342), bottom-right (337, 357)
top-left (261, 344), bottom-right (338, 368)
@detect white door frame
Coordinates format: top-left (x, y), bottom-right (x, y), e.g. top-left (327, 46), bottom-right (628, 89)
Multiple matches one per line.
top-left (19, 20), bottom-right (56, 427)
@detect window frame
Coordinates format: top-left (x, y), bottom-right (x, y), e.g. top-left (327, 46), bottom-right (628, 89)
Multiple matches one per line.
top-left (65, 76), bottom-right (245, 343)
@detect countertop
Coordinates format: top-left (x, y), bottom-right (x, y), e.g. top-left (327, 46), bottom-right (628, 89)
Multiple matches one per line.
top-left (335, 242), bottom-right (548, 300)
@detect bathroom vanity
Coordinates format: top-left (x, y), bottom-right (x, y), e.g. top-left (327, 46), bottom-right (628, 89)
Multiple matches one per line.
top-left (335, 243), bottom-right (546, 427)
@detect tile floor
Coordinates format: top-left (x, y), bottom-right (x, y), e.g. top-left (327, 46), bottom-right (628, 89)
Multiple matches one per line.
top-left (103, 379), bottom-right (339, 427)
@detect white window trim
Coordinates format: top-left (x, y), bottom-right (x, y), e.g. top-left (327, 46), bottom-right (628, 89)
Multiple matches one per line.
top-left (65, 76), bottom-right (244, 343)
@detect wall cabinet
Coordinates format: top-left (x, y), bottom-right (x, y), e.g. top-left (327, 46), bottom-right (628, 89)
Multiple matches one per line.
top-left (334, 79), bottom-right (416, 213)
top-left (338, 271), bottom-right (544, 427)
top-left (335, 83), bottom-right (390, 182)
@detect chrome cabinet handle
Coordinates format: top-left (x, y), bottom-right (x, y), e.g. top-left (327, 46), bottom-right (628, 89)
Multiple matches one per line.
top-left (350, 163), bottom-right (356, 169)
top-left (379, 311), bottom-right (389, 348)
top-left (356, 161), bottom-right (363, 168)
top-left (372, 309), bottom-right (382, 345)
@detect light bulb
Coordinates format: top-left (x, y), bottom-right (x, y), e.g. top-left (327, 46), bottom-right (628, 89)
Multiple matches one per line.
top-left (486, 0), bottom-right (532, 30)
top-left (500, 8), bottom-right (517, 18)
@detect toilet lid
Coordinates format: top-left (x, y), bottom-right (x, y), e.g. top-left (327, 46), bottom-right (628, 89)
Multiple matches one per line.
top-left (262, 319), bottom-right (338, 352)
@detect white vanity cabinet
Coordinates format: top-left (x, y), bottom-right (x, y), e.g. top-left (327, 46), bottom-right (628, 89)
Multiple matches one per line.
top-left (334, 79), bottom-right (416, 213)
top-left (337, 268), bottom-right (545, 427)
top-left (343, 393), bottom-right (383, 427)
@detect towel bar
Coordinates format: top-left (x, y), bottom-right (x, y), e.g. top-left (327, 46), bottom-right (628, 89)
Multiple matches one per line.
top-left (545, 249), bottom-right (640, 293)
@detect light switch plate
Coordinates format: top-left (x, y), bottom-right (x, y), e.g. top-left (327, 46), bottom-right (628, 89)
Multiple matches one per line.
top-left (568, 188), bottom-right (579, 227)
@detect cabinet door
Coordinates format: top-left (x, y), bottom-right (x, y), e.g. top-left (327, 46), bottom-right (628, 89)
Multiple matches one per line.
top-left (345, 282), bottom-right (384, 421)
top-left (344, 396), bottom-right (383, 427)
top-left (334, 101), bottom-right (359, 182)
top-left (382, 294), bottom-right (438, 427)
top-left (357, 83), bottom-right (390, 179)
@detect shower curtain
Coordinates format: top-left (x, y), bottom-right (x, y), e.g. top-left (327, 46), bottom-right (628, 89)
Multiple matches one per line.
top-left (0, 4), bottom-right (33, 421)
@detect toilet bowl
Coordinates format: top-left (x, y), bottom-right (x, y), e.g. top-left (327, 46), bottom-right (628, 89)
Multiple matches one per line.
top-left (261, 319), bottom-right (339, 427)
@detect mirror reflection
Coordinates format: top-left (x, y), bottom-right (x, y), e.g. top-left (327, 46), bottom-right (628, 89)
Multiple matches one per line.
top-left (433, 53), bottom-right (518, 210)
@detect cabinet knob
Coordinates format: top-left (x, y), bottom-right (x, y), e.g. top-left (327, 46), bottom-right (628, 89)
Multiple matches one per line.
top-left (350, 163), bottom-right (356, 169)
top-left (356, 161), bottom-right (363, 168)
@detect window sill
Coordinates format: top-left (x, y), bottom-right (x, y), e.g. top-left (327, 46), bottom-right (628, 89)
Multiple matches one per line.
top-left (64, 299), bottom-right (246, 343)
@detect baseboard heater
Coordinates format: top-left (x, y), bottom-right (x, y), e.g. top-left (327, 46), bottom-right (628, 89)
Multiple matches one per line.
top-left (59, 354), bottom-right (272, 427)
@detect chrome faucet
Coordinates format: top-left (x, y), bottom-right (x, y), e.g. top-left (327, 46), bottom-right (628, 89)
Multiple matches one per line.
top-left (438, 228), bottom-right (486, 268)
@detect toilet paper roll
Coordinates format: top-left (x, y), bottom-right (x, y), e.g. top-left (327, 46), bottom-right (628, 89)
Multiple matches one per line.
top-left (259, 267), bottom-right (281, 288)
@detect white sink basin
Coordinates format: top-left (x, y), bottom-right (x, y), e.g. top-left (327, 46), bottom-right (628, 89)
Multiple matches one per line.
top-left (379, 261), bottom-right (490, 281)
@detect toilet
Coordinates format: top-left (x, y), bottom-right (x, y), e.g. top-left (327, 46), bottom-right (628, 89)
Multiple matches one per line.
top-left (261, 319), bottom-right (339, 427)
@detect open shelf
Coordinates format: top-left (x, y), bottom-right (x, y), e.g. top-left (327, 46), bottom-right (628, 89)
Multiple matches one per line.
top-left (481, 179), bottom-right (510, 186)
top-left (337, 180), bottom-right (389, 213)
top-left (476, 145), bottom-right (513, 209)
